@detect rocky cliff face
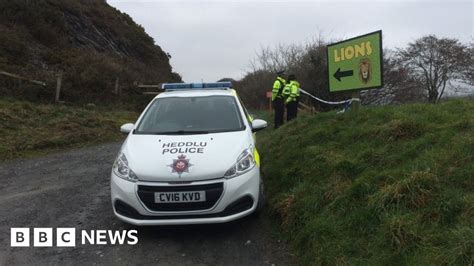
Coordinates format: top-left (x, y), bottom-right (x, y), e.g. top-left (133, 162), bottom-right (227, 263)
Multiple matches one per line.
top-left (0, 0), bottom-right (181, 104)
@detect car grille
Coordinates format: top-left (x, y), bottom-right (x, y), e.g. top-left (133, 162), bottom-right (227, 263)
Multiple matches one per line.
top-left (137, 182), bottom-right (224, 212)
top-left (114, 195), bottom-right (254, 220)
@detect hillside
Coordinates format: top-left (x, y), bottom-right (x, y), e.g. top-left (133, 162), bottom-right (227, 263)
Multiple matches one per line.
top-left (0, 99), bottom-right (138, 161)
top-left (0, 0), bottom-right (180, 104)
top-left (259, 99), bottom-right (473, 264)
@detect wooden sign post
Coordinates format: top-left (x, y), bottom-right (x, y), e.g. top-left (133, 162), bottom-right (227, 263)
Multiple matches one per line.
top-left (266, 91), bottom-right (273, 114)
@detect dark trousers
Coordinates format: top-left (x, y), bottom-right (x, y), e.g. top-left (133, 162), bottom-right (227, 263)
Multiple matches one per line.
top-left (286, 99), bottom-right (299, 122)
top-left (273, 98), bottom-right (285, 129)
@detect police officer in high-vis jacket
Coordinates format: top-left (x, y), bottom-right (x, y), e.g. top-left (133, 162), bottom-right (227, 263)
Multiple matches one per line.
top-left (271, 70), bottom-right (286, 129)
top-left (282, 74), bottom-right (300, 122)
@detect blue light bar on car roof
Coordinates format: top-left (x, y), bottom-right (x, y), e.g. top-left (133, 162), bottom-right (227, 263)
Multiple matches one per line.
top-left (162, 82), bottom-right (232, 90)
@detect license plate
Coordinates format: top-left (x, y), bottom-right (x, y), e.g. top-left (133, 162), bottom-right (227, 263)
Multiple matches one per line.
top-left (154, 191), bottom-right (206, 203)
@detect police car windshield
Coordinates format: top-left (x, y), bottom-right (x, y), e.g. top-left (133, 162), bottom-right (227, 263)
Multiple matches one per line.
top-left (135, 95), bottom-right (245, 134)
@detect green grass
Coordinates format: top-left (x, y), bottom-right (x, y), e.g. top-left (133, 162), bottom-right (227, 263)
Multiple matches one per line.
top-left (0, 99), bottom-right (139, 161)
top-left (258, 99), bottom-right (474, 265)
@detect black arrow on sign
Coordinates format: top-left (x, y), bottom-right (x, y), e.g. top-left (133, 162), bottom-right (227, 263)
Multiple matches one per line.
top-left (333, 68), bottom-right (354, 81)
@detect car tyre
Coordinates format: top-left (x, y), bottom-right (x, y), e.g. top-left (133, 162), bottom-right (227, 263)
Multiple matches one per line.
top-left (251, 182), bottom-right (265, 218)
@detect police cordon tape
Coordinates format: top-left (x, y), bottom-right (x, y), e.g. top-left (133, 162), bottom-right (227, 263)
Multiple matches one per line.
top-left (299, 88), bottom-right (360, 105)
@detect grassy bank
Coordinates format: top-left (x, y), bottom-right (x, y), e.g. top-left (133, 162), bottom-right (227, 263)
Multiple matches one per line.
top-left (0, 99), bottom-right (138, 161)
top-left (259, 99), bottom-right (473, 265)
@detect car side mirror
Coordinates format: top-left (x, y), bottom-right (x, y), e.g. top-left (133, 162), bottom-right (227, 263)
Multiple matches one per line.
top-left (251, 119), bottom-right (267, 132)
top-left (120, 123), bottom-right (134, 134)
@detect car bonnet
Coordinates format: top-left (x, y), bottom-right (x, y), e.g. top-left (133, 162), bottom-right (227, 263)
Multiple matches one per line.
top-left (122, 131), bottom-right (251, 182)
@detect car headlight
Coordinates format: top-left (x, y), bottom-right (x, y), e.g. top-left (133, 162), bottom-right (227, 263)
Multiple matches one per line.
top-left (113, 153), bottom-right (139, 182)
top-left (224, 148), bottom-right (256, 179)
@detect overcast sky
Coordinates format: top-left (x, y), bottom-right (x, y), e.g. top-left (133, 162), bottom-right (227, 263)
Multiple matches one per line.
top-left (108, 0), bottom-right (473, 82)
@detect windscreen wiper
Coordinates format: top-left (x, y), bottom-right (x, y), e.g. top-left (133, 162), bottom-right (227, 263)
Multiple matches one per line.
top-left (151, 130), bottom-right (210, 135)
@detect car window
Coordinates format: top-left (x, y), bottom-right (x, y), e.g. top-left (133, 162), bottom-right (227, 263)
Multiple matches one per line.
top-left (135, 95), bottom-right (245, 134)
top-left (236, 94), bottom-right (253, 123)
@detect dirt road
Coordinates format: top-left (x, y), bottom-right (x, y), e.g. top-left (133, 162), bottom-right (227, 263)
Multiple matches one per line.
top-left (0, 143), bottom-right (290, 265)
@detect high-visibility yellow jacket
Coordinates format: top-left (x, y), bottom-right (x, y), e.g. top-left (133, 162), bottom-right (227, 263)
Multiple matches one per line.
top-left (283, 80), bottom-right (300, 104)
top-left (271, 77), bottom-right (286, 101)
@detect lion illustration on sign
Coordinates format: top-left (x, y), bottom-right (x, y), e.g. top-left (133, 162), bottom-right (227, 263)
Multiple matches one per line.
top-left (359, 58), bottom-right (372, 84)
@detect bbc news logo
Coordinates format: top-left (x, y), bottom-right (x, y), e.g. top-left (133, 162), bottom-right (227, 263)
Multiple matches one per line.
top-left (11, 228), bottom-right (138, 247)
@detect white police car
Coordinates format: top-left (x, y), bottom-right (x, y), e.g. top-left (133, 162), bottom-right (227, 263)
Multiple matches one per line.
top-left (111, 82), bottom-right (268, 225)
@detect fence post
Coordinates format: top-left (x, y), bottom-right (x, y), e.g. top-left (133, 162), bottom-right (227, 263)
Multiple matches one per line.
top-left (351, 91), bottom-right (360, 111)
top-left (55, 71), bottom-right (63, 103)
top-left (114, 77), bottom-right (120, 95)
